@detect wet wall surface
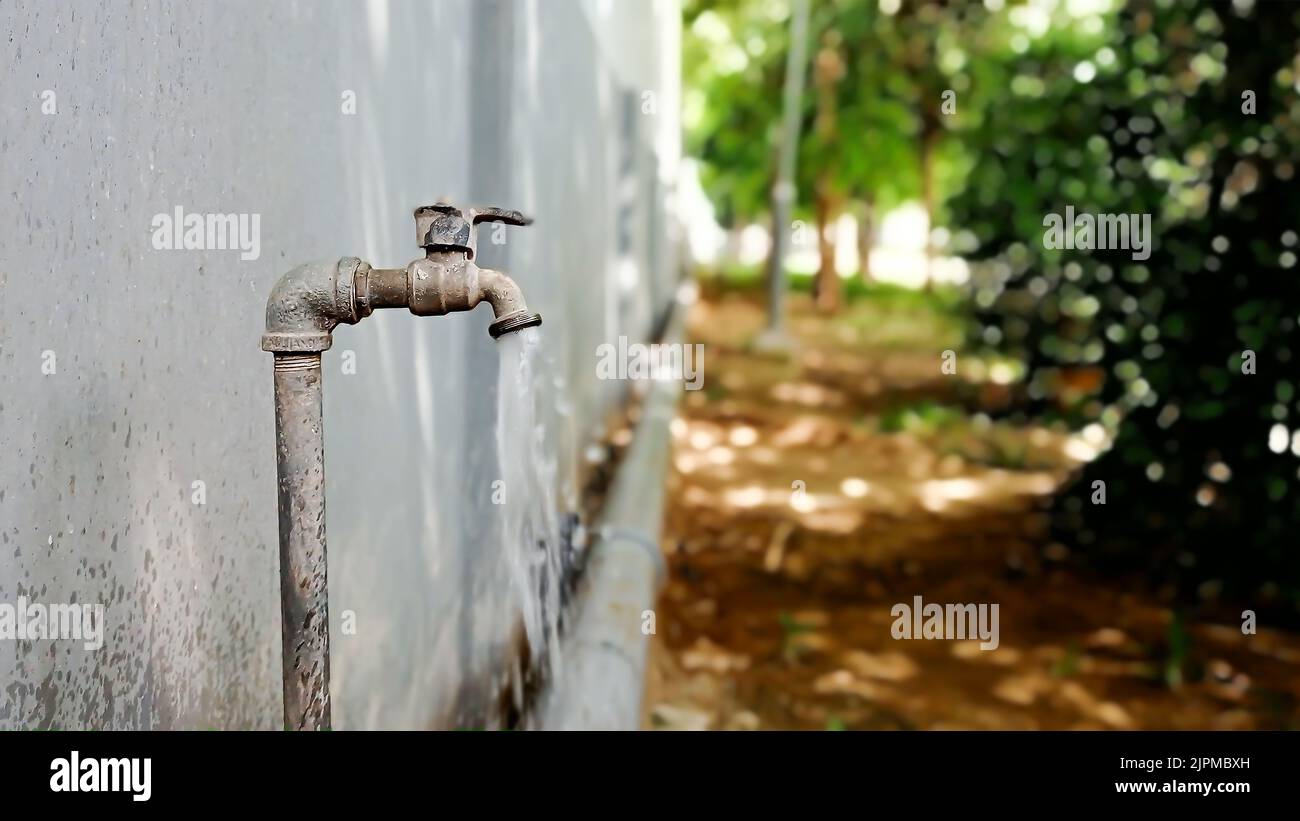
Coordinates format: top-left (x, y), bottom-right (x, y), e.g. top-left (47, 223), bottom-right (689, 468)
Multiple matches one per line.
top-left (0, 0), bottom-right (679, 729)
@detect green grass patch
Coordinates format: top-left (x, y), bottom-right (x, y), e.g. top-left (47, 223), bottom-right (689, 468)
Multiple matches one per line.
top-left (704, 263), bottom-right (964, 314)
top-left (878, 401), bottom-right (965, 434)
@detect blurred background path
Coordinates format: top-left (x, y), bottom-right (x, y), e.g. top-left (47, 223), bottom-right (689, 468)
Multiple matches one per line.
top-left (645, 282), bottom-right (1300, 730)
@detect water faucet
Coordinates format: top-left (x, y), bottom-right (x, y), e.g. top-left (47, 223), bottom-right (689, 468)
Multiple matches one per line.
top-left (263, 203), bottom-right (541, 352)
top-left (261, 202), bottom-right (540, 730)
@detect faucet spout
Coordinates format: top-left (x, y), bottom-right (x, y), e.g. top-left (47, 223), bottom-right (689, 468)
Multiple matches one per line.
top-left (402, 252), bottom-right (541, 338)
top-left (478, 266), bottom-right (543, 338)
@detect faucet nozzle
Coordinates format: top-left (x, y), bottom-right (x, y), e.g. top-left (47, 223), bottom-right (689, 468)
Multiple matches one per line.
top-left (489, 310), bottom-right (543, 339)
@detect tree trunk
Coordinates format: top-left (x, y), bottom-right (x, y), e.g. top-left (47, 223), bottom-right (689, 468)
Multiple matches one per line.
top-left (811, 35), bottom-right (845, 314)
top-left (813, 179), bottom-right (840, 313)
top-left (919, 124), bottom-right (939, 290)
top-left (857, 197), bottom-right (875, 281)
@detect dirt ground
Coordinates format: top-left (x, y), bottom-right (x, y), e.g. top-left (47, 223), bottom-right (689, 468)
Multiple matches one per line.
top-left (644, 288), bottom-right (1300, 730)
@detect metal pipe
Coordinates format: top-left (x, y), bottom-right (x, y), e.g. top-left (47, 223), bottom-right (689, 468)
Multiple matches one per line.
top-left (534, 291), bottom-right (690, 730)
top-left (272, 352), bottom-right (330, 730)
top-left (262, 204), bottom-right (541, 730)
top-left (365, 268), bottom-right (410, 309)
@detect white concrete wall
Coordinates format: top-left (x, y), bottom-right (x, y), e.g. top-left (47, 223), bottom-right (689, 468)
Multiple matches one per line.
top-left (0, 0), bottom-right (679, 729)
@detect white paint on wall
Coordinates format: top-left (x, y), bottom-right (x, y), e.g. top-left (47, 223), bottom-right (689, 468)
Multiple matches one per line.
top-left (0, 0), bottom-right (679, 730)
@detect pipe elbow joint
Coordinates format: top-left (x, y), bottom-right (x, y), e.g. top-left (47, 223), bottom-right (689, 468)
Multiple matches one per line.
top-left (262, 257), bottom-right (370, 353)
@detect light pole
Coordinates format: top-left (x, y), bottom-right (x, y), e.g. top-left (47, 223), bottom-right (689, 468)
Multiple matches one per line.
top-left (761, 0), bottom-right (811, 346)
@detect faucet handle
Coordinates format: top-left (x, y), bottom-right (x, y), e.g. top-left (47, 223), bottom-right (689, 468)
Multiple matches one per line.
top-left (471, 206), bottom-right (532, 227)
top-left (413, 203), bottom-right (531, 260)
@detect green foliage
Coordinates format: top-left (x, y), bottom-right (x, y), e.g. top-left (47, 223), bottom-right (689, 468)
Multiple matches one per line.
top-left (684, 0), bottom-right (1005, 225)
top-left (879, 401), bottom-right (963, 434)
top-left (684, 0), bottom-right (790, 223)
top-left (707, 261), bottom-right (964, 311)
top-left (946, 0), bottom-right (1300, 608)
top-left (1164, 611), bottom-right (1193, 689)
top-left (779, 611), bottom-right (818, 662)
top-left (1051, 641), bottom-right (1082, 678)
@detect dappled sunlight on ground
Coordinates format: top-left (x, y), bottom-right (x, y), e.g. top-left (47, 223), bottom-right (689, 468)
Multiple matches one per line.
top-left (645, 291), bottom-right (1300, 731)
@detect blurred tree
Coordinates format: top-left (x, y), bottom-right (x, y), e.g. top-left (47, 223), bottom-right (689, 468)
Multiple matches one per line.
top-left (685, 0), bottom-right (1000, 302)
top-left (686, 0), bottom-right (1300, 610)
top-left (947, 0), bottom-right (1300, 612)
top-left (811, 26), bottom-right (847, 312)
